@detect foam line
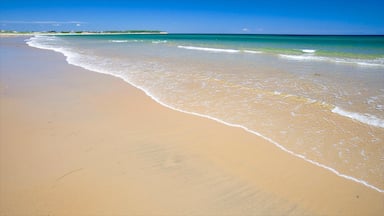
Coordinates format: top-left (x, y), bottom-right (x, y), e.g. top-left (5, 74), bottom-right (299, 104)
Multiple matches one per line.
top-left (279, 54), bottom-right (324, 61)
top-left (26, 36), bottom-right (384, 193)
top-left (178, 45), bottom-right (240, 53)
top-left (301, 49), bottom-right (316, 53)
top-left (109, 40), bottom-right (128, 43)
top-left (243, 50), bottom-right (263, 54)
top-left (279, 54), bottom-right (384, 67)
top-left (178, 45), bottom-right (384, 68)
top-left (332, 107), bottom-right (384, 128)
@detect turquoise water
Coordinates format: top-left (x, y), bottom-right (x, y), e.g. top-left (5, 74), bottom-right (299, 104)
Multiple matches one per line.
top-left (27, 34), bottom-right (384, 192)
top-left (69, 34), bottom-right (384, 59)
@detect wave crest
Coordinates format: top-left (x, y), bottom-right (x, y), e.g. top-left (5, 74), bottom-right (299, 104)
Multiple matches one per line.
top-left (178, 45), bottom-right (240, 53)
top-left (332, 107), bottom-right (384, 128)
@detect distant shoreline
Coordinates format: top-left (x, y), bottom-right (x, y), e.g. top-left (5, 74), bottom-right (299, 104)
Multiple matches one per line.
top-left (2, 31), bottom-right (383, 37)
top-left (0, 30), bottom-right (168, 37)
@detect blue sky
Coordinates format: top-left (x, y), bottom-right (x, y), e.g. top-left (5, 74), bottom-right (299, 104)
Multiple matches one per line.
top-left (1, 0), bottom-right (383, 34)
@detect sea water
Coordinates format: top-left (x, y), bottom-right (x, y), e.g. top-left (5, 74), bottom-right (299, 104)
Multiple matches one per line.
top-left (27, 34), bottom-right (384, 192)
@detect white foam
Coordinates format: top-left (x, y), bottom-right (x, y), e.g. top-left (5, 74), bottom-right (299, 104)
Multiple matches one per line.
top-left (279, 54), bottom-right (324, 61)
top-left (332, 107), bottom-right (384, 128)
top-left (179, 45), bottom-right (383, 67)
top-left (178, 45), bottom-right (240, 53)
top-left (301, 49), bottom-right (316, 53)
top-left (178, 46), bottom-right (264, 55)
top-left (273, 91), bottom-right (282, 95)
top-left (26, 36), bottom-right (69, 55)
top-left (26, 36), bottom-right (384, 194)
top-left (355, 61), bottom-right (384, 67)
top-left (109, 40), bottom-right (128, 43)
top-left (280, 54), bottom-right (384, 67)
top-left (243, 50), bottom-right (262, 54)
top-left (152, 40), bottom-right (167, 44)
top-left (109, 39), bottom-right (145, 43)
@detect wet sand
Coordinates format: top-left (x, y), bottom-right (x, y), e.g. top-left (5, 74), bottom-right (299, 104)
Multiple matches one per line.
top-left (0, 37), bottom-right (383, 215)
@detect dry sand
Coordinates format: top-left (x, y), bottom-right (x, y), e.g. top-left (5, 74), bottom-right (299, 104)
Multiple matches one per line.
top-left (0, 37), bottom-right (383, 215)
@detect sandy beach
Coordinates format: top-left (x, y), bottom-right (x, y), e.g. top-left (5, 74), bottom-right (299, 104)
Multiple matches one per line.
top-left (0, 37), bottom-right (383, 215)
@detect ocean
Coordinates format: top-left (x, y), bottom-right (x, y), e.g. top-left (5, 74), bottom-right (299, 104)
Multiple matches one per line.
top-left (26, 34), bottom-right (384, 192)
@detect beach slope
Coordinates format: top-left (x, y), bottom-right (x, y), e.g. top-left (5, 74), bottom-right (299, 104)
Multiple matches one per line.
top-left (0, 37), bottom-right (383, 215)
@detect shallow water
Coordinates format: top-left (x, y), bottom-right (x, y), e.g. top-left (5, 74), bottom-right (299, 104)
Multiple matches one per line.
top-left (27, 34), bottom-right (384, 192)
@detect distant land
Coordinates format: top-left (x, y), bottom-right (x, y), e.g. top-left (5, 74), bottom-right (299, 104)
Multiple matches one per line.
top-left (0, 30), bottom-right (168, 36)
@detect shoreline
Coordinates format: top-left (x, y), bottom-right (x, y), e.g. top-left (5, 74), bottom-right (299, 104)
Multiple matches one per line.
top-left (125, 78), bottom-right (384, 194)
top-left (0, 31), bottom-right (168, 37)
top-left (1, 37), bottom-right (383, 215)
top-left (27, 34), bottom-right (384, 192)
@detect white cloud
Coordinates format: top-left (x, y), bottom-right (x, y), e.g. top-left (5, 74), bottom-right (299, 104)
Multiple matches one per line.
top-left (242, 28), bottom-right (249, 32)
top-left (0, 21), bottom-right (86, 25)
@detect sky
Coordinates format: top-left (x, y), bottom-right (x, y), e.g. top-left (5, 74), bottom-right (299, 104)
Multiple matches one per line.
top-left (1, 0), bottom-right (383, 34)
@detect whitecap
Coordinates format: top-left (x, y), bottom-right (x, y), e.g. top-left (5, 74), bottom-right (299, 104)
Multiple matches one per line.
top-left (243, 50), bottom-right (262, 54)
top-left (152, 40), bottom-right (167, 44)
top-left (301, 49), bottom-right (316, 53)
top-left (279, 54), bottom-right (324, 61)
top-left (332, 106), bottom-right (384, 128)
top-left (109, 40), bottom-right (128, 43)
top-left (178, 45), bottom-right (240, 53)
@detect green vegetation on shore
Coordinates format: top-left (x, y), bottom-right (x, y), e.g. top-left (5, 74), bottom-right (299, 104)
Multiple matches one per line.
top-left (102, 30), bottom-right (164, 34)
top-left (0, 30), bottom-right (167, 35)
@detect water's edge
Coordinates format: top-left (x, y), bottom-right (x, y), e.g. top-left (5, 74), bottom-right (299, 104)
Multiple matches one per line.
top-left (25, 37), bottom-right (384, 193)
